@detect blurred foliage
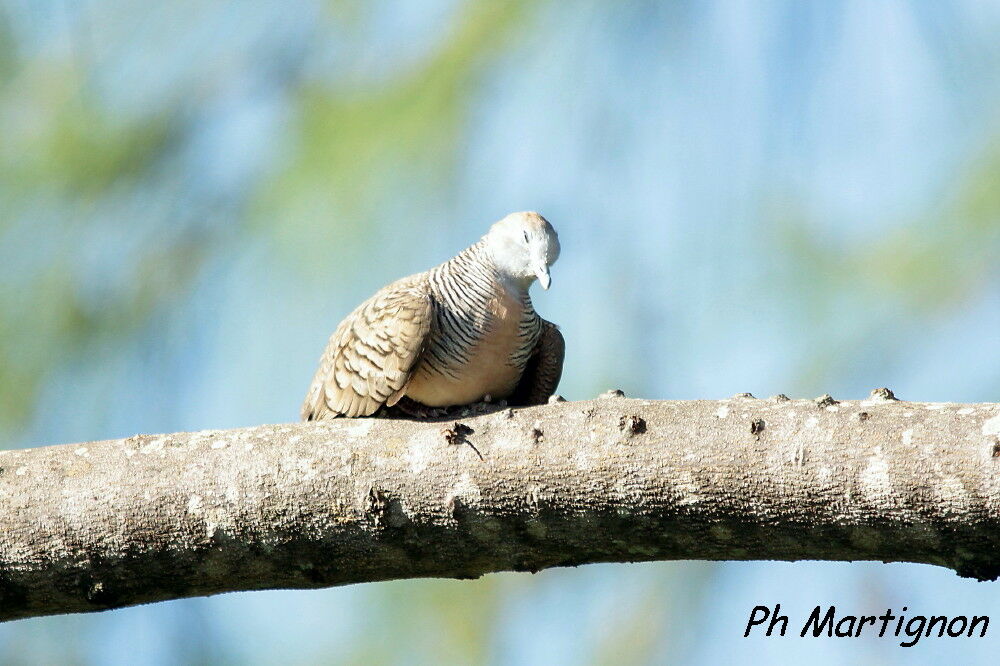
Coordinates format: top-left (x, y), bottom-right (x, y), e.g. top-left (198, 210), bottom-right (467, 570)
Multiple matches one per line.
top-left (767, 134), bottom-right (1000, 394)
top-left (778, 137), bottom-right (1000, 310)
top-left (252, 0), bottom-right (531, 274)
top-left (345, 578), bottom-right (503, 665)
top-left (0, 11), bottom-right (16, 83)
top-left (0, 46), bottom-right (208, 434)
top-left (0, 73), bottom-right (177, 196)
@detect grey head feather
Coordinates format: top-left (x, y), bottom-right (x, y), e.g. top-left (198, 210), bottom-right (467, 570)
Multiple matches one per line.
top-left (483, 211), bottom-right (560, 290)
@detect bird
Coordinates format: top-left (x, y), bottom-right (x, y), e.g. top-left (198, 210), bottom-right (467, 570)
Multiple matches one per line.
top-left (301, 211), bottom-right (565, 419)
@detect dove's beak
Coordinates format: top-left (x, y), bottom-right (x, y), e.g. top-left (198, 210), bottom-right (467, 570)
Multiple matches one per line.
top-left (535, 264), bottom-right (551, 290)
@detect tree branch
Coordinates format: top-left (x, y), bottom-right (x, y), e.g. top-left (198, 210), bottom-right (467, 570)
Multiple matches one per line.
top-left (3, 391), bottom-right (1000, 622)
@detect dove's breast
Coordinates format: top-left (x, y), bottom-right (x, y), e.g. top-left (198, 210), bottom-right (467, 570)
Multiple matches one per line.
top-left (405, 288), bottom-right (537, 406)
top-left (402, 251), bottom-right (541, 407)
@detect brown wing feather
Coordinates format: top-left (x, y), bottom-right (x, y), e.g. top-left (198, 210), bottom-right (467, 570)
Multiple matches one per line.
top-left (301, 274), bottom-right (434, 419)
top-left (509, 319), bottom-right (565, 407)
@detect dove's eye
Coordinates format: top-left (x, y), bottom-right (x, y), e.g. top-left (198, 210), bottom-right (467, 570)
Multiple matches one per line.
top-left (523, 231), bottom-right (529, 243)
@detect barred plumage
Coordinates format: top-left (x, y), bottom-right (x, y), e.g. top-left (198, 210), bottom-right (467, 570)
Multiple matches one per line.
top-left (301, 212), bottom-right (564, 419)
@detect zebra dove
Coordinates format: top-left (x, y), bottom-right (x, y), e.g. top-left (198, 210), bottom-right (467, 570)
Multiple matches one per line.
top-left (301, 211), bottom-right (565, 419)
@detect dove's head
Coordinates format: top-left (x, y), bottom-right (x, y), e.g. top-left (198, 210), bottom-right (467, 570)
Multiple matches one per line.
top-left (485, 211), bottom-right (561, 290)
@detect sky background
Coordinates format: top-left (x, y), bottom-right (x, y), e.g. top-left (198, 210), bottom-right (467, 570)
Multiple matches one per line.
top-left (2, 0), bottom-right (1000, 664)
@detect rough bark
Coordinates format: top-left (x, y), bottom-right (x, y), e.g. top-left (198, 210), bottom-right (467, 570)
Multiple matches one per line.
top-left (3, 391), bottom-right (1000, 623)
